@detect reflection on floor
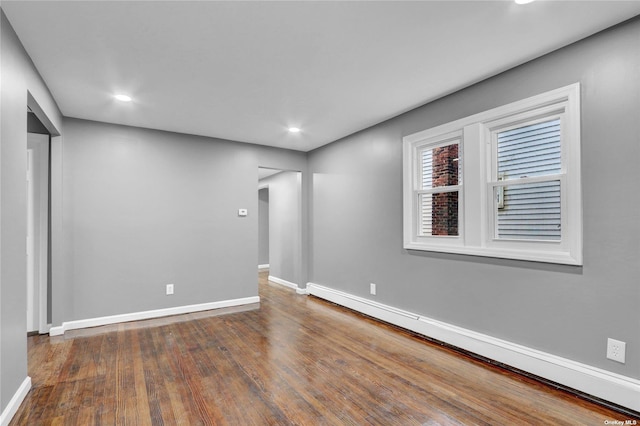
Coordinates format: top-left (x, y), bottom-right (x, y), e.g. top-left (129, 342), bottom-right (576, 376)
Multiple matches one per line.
top-left (10, 270), bottom-right (632, 425)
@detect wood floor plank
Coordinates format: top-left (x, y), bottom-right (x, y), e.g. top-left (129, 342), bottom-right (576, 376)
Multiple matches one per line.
top-left (10, 271), bottom-right (639, 425)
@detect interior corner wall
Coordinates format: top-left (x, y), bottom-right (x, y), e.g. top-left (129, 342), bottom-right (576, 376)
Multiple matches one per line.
top-left (259, 171), bottom-right (302, 286)
top-left (54, 118), bottom-right (307, 325)
top-left (0, 9), bottom-right (63, 413)
top-left (308, 17), bottom-right (640, 380)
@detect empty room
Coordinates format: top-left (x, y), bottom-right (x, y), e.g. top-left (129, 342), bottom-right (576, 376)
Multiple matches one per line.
top-left (1, 1), bottom-right (639, 424)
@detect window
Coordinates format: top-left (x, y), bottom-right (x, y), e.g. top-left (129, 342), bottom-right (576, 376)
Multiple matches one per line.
top-left (417, 133), bottom-right (461, 237)
top-left (403, 84), bottom-right (582, 265)
top-left (493, 118), bottom-right (562, 241)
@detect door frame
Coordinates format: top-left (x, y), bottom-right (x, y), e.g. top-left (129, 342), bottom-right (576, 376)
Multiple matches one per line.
top-left (27, 92), bottom-right (60, 334)
top-left (26, 148), bottom-right (35, 332)
top-left (26, 133), bottom-right (50, 334)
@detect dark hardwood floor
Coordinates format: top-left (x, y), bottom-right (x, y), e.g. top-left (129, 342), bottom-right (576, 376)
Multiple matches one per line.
top-left (11, 271), bottom-right (638, 425)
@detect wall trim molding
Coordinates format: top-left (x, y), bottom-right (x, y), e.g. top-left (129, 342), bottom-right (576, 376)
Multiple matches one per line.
top-left (268, 275), bottom-right (306, 294)
top-left (306, 282), bottom-right (640, 412)
top-left (49, 296), bottom-right (260, 336)
top-left (0, 376), bottom-right (31, 426)
top-left (258, 264), bottom-right (270, 270)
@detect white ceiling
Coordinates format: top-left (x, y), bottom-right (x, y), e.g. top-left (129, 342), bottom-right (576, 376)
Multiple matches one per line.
top-left (258, 167), bottom-right (283, 180)
top-left (3, 1), bottom-right (640, 152)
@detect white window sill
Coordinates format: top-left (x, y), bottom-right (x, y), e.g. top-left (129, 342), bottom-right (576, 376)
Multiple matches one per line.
top-left (404, 243), bottom-right (582, 266)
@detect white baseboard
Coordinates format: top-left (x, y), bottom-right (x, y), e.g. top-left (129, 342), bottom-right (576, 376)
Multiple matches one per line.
top-left (0, 376), bottom-right (31, 426)
top-left (268, 275), bottom-right (307, 294)
top-left (49, 296), bottom-right (260, 336)
top-left (307, 282), bottom-right (640, 412)
top-left (258, 264), bottom-right (270, 270)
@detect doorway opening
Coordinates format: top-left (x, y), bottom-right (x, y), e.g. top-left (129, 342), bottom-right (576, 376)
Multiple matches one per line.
top-left (257, 167), bottom-right (303, 292)
top-left (26, 108), bottom-right (51, 334)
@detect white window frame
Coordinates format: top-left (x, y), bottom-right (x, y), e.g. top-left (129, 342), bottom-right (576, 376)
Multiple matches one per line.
top-left (403, 83), bottom-right (582, 265)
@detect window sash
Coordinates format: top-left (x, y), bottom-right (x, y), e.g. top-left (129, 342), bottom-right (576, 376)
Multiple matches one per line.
top-left (418, 140), bottom-right (462, 190)
top-left (488, 176), bottom-right (564, 243)
top-left (412, 134), bottom-right (462, 240)
top-left (496, 117), bottom-right (563, 180)
top-left (415, 185), bottom-right (462, 238)
top-left (416, 191), bottom-right (460, 237)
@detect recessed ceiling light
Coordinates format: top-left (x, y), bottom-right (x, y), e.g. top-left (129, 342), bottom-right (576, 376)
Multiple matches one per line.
top-left (515, 0), bottom-right (535, 4)
top-left (114, 94), bottom-right (132, 102)
top-left (288, 127), bottom-right (301, 133)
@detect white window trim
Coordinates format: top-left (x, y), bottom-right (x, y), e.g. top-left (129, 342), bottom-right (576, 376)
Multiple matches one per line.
top-left (403, 83), bottom-right (582, 265)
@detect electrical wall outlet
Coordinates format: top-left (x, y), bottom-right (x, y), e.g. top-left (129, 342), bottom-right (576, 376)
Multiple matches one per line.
top-left (166, 284), bottom-right (174, 295)
top-left (370, 283), bottom-right (376, 296)
top-left (606, 338), bottom-right (626, 363)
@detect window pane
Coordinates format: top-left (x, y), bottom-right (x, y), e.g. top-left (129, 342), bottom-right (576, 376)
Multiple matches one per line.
top-left (498, 119), bottom-right (561, 179)
top-left (419, 191), bottom-right (458, 236)
top-left (420, 142), bottom-right (460, 189)
top-left (496, 180), bottom-right (561, 241)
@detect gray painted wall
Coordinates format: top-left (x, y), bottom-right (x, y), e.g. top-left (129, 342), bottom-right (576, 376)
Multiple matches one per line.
top-left (261, 171), bottom-right (302, 285)
top-left (55, 118), bottom-right (307, 324)
top-left (308, 18), bottom-right (640, 379)
top-left (258, 188), bottom-right (269, 266)
top-left (0, 9), bottom-right (62, 412)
